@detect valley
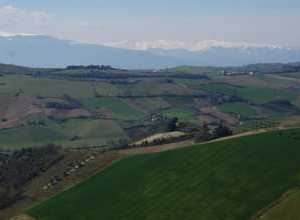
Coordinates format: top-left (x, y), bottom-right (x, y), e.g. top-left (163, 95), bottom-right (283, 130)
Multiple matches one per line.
top-left (1, 62), bottom-right (300, 220)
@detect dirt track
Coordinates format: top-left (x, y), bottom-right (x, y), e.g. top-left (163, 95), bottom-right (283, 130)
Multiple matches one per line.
top-left (10, 214), bottom-right (35, 220)
top-left (119, 128), bottom-right (272, 156)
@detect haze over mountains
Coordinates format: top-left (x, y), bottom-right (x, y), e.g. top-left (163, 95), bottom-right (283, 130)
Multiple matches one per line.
top-left (1, 34), bottom-right (300, 69)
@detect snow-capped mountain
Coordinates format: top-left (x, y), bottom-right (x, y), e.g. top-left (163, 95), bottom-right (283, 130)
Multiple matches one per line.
top-left (0, 31), bottom-right (37, 37)
top-left (104, 40), bottom-right (283, 52)
top-left (0, 34), bottom-right (300, 69)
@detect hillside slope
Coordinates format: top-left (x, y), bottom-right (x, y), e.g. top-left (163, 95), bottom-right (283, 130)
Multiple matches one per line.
top-left (28, 128), bottom-right (300, 220)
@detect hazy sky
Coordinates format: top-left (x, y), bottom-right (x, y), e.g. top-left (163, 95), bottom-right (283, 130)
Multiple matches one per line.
top-left (0, 0), bottom-right (300, 46)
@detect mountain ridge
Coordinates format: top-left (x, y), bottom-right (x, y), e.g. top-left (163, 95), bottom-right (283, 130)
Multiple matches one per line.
top-left (1, 35), bottom-right (300, 69)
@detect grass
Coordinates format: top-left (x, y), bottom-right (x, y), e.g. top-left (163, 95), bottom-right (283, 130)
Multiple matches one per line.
top-left (201, 83), bottom-right (298, 104)
top-left (0, 119), bottom-right (125, 149)
top-left (116, 81), bottom-right (196, 96)
top-left (131, 98), bottom-right (170, 113)
top-left (281, 72), bottom-right (300, 79)
top-left (218, 102), bottom-right (257, 119)
top-left (82, 97), bottom-right (145, 120)
top-left (162, 108), bottom-right (194, 121)
top-left (0, 75), bottom-right (93, 98)
top-left (234, 119), bottom-right (280, 133)
top-left (0, 126), bottom-right (65, 149)
top-left (170, 66), bottom-right (222, 75)
top-left (48, 118), bottom-right (126, 146)
top-left (0, 75), bottom-right (120, 98)
top-left (28, 128), bottom-right (300, 220)
top-left (260, 190), bottom-right (300, 220)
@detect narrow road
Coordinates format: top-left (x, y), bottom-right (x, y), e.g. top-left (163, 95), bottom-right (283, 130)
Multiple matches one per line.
top-left (119, 128), bottom-right (272, 156)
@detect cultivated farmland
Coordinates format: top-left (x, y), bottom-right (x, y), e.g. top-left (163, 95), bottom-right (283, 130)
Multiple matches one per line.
top-left (28, 128), bottom-right (300, 220)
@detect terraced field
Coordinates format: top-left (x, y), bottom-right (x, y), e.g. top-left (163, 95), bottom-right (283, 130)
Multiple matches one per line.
top-left (28, 128), bottom-right (300, 220)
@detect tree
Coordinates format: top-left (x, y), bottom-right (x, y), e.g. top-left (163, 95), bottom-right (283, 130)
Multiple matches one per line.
top-left (213, 124), bottom-right (232, 138)
top-left (167, 117), bottom-right (178, 131)
top-left (194, 123), bottom-right (212, 142)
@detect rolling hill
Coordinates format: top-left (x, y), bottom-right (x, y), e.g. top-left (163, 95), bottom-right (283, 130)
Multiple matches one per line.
top-left (28, 128), bottom-right (300, 220)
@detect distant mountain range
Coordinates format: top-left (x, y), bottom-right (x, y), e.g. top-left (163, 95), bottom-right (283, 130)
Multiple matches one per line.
top-left (105, 40), bottom-right (283, 52)
top-left (1, 35), bottom-right (300, 69)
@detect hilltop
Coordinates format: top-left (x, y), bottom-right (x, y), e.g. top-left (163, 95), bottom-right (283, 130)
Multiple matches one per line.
top-left (27, 128), bottom-right (300, 220)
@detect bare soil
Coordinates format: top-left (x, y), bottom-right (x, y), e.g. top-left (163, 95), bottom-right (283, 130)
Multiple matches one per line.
top-left (200, 106), bottom-right (239, 125)
top-left (0, 96), bottom-right (42, 129)
top-left (9, 214), bottom-right (35, 220)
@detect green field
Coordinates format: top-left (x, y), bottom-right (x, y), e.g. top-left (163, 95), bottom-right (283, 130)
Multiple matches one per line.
top-left (131, 97), bottom-right (170, 113)
top-left (0, 119), bottom-right (125, 149)
top-left (0, 75), bottom-right (121, 98)
top-left (0, 126), bottom-right (65, 149)
top-left (116, 81), bottom-right (197, 96)
top-left (162, 108), bottom-right (195, 120)
top-left (82, 97), bottom-right (145, 120)
top-left (218, 102), bottom-right (257, 119)
top-left (201, 83), bottom-right (298, 104)
top-left (28, 128), bottom-right (300, 220)
top-left (170, 66), bottom-right (222, 75)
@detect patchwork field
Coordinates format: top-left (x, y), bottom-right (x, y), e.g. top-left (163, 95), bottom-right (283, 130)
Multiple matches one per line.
top-left (161, 108), bottom-right (195, 121)
top-left (1, 68), bottom-right (300, 150)
top-left (0, 75), bottom-right (121, 98)
top-left (82, 97), bottom-right (145, 120)
top-left (201, 83), bottom-right (297, 104)
top-left (28, 128), bottom-right (300, 220)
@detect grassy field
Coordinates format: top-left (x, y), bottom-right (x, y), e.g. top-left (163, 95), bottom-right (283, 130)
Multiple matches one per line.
top-left (170, 66), bottom-right (222, 75)
top-left (82, 97), bottom-right (145, 120)
top-left (280, 72), bottom-right (300, 79)
top-left (0, 75), bottom-right (93, 98)
top-left (0, 75), bottom-right (121, 98)
top-left (28, 128), bottom-right (300, 220)
top-left (48, 118), bottom-right (126, 146)
top-left (201, 83), bottom-right (298, 104)
top-left (161, 108), bottom-right (195, 121)
top-left (0, 126), bottom-right (65, 149)
top-left (260, 190), bottom-right (300, 220)
top-left (234, 119), bottom-right (280, 133)
top-left (0, 119), bottom-right (125, 149)
top-left (130, 97), bottom-right (170, 113)
top-left (116, 80), bottom-right (197, 96)
top-left (218, 102), bottom-right (257, 119)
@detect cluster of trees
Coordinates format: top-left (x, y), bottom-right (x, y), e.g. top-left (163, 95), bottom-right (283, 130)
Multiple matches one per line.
top-left (66, 65), bottom-right (116, 71)
top-left (45, 95), bottom-right (82, 110)
top-left (0, 144), bottom-right (63, 209)
top-left (225, 62), bottom-right (300, 75)
top-left (109, 79), bottom-right (141, 85)
top-left (27, 119), bottom-right (46, 126)
top-left (209, 93), bottom-right (242, 105)
top-left (194, 123), bottom-right (232, 143)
